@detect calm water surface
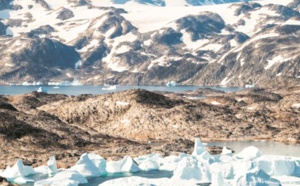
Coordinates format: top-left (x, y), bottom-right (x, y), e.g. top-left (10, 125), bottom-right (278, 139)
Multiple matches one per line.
top-left (0, 85), bottom-right (242, 95)
top-left (208, 140), bottom-right (300, 157)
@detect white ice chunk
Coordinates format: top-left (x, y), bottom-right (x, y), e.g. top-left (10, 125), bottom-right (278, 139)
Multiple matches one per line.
top-left (235, 168), bottom-right (281, 186)
top-left (236, 146), bottom-right (262, 159)
top-left (256, 155), bottom-right (300, 176)
top-left (37, 87), bottom-right (47, 93)
top-left (12, 176), bottom-right (34, 185)
top-left (34, 170), bottom-right (88, 186)
top-left (221, 147), bottom-right (232, 155)
top-left (192, 138), bottom-right (211, 161)
top-left (232, 159), bottom-right (256, 178)
top-left (166, 81), bottom-right (176, 87)
top-left (34, 166), bottom-right (50, 175)
top-left (70, 153), bottom-right (101, 177)
top-left (47, 156), bottom-right (58, 176)
top-left (87, 153), bottom-right (107, 176)
top-left (139, 158), bottom-right (159, 171)
top-left (192, 138), bottom-right (206, 156)
top-left (0, 159), bottom-right (34, 180)
top-left (172, 156), bottom-right (211, 182)
top-left (106, 155), bottom-right (140, 173)
top-left (134, 154), bottom-right (162, 165)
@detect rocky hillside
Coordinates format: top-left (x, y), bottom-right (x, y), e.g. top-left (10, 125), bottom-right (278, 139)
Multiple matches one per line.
top-left (0, 86), bottom-right (299, 168)
top-left (0, 0), bottom-right (299, 86)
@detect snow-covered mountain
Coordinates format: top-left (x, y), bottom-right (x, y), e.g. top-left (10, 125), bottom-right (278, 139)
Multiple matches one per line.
top-left (0, 0), bottom-right (299, 86)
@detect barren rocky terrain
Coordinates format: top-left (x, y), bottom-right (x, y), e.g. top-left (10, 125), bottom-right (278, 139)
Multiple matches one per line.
top-left (0, 86), bottom-right (299, 173)
top-left (0, 0), bottom-right (300, 86)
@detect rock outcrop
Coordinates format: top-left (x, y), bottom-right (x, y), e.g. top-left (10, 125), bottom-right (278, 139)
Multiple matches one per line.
top-left (1, 86), bottom-right (299, 168)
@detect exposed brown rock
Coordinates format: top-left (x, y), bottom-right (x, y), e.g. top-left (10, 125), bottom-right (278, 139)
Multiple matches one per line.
top-left (0, 86), bottom-right (299, 169)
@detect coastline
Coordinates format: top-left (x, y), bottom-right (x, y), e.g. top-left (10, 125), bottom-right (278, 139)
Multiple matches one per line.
top-left (1, 86), bottom-right (300, 169)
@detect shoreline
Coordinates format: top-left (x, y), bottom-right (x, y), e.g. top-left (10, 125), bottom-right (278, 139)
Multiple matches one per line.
top-left (1, 86), bottom-right (300, 169)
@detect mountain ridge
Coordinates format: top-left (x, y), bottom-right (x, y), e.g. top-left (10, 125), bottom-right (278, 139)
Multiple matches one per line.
top-left (0, 0), bottom-right (299, 87)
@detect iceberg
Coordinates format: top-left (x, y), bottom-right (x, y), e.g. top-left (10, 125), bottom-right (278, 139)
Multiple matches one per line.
top-left (245, 84), bottom-right (255, 88)
top-left (87, 153), bottom-right (107, 176)
top-left (221, 146), bottom-right (232, 155)
top-left (139, 158), bottom-right (160, 171)
top-left (134, 154), bottom-right (162, 165)
top-left (70, 153), bottom-right (101, 177)
top-left (34, 170), bottom-right (88, 186)
top-left (34, 166), bottom-right (50, 175)
top-left (235, 146), bottom-right (262, 159)
top-left (47, 156), bottom-right (58, 176)
top-left (102, 85), bottom-right (117, 90)
top-left (166, 81), bottom-right (176, 87)
top-left (37, 87), bottom-right (47, 93)
top-left (106, 155), bottom-right (140, 173)
top-left (136, 154), bottom-right (162, 171)
top-left (192, 138), bottom-right (211, 161)
top-left (235, 167), bottom-right (281, 186)
top-left (0, 159), bottom-right (35, 184)
top-left (256, 155), bottom-right (300, 176)
top-left (172, 156), bottom-right (211, 182)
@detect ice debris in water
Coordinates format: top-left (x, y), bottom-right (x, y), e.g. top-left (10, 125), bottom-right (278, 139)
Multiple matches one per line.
top-left (37, 87), bottom-right (47, 93)
top-left (2, 138), bottom-right (300, 186)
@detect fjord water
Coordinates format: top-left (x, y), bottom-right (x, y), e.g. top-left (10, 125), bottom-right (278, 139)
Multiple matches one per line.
top-left (208, 141), bottom-right (300, 157)
top-left (0, 85), bottom-right (242, 95)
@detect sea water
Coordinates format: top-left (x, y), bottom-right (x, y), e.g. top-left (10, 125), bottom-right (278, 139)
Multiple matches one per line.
top-left (0, 85), bottom-right (242, 96)
top-left (207, 140), bottom-right (300, 157)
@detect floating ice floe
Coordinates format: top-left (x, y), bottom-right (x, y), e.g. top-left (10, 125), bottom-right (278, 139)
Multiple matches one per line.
top-left (221, 146), bottom-right (233, 155)
top-left (34, 170), bottom-right (88, 186)
top-left (235, 146), bottom-right (262, 159)
top-left (256, 155), bottom-right (300, 176)
top-left (37, 87), bottom-right (47, 93)
top-left (137, 154), bottom-right (162, 171)
top-left (102, 84), bottom-right (117, 90)
top-left (106, 155), bottom-right (140, 173)
top-left (70, 153), bottom-right (102, 177)
top-left (166, 81), bottom-right (176, 87)
top-left (235, 167), bottom-right (281, 186)
top-left (0, 159), bottom-right (35, 185)
top-left (87, 153), bottom-right (107, 176)
top-left (192, 138), bottom-right (211, 160)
